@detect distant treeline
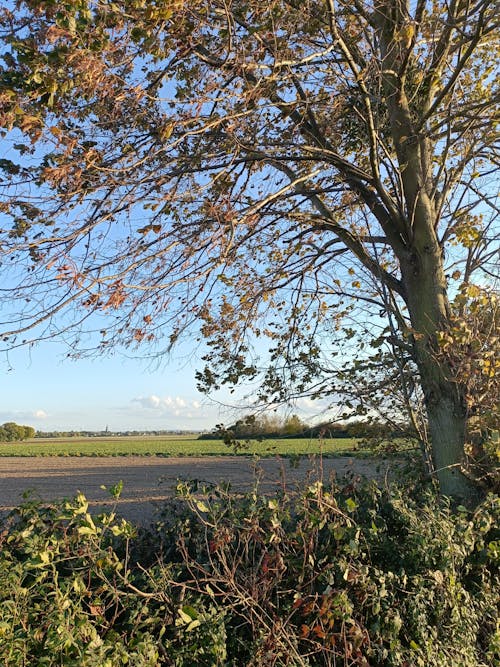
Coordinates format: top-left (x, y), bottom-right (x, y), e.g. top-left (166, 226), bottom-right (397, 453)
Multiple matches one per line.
top-left (34, 430), bottom-right (199, 438)
top-left (198, 415), bottom-right (396, 440)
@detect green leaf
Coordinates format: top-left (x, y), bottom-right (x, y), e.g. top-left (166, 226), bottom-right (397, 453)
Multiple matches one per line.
top-left (176, 605), bottom-right (201, 630)
top-left (109, 480), bottom-right (123, 499)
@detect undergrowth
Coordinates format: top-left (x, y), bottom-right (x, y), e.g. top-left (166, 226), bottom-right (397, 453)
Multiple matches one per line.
top-left (0, 474), bottom-right (498, 666)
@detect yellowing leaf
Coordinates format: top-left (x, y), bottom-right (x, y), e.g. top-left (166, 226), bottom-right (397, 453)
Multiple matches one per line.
top-left (38, 551), bottom-right (51, 564)
top-left (195, 500), bottom-right (210, 513)
top-left (186, 619), bottom-right (201, 631)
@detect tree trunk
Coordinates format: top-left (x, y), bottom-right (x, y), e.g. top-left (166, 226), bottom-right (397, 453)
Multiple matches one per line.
top-left (373, 2), bottom-right (479, 500)
top-left (425, 392), bottom-right (475, 499)
top-left (401, 256), bottom-right (480, 503)
top-left (417, 355), bottom-right (479, 501)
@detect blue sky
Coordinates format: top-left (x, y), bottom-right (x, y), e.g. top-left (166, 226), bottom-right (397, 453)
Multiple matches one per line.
top-left (0, 138), bottom-right (334, 434)
top-left (1, 337), bottom-right (330, 432)
top-left (0, 338), bottom-right (232, 432)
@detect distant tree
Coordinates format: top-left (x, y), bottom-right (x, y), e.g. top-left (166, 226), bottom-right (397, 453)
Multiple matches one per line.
top-left (282, 414), bottom-right (306, 436)
top-left (0, 1), bottom-right (498, 500)
top-left (205, 412), bottom-right (309, 439)
top-left (22, 425), bottom-right (36, 439)
top-left (259, 414), bottom-right (284, 436)
top-left (232, 415), bottom-right (261, 438)
top-left (231, 413), bottom-right (284, 438)
top-left (0, 422), bottom-right (34, 441)
top-left (2, 422), bottom-right (23, 441)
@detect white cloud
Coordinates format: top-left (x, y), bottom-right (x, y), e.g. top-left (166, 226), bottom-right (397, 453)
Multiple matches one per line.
top-left (293, 397), bottom-right (343, 423)
top-left (132, 395), bottom-right (205, 421)
top-left (0, 409), bottom-right (48, 422)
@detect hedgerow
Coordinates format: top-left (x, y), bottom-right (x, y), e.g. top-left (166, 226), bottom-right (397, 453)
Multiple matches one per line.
top-left (0, 475), bottom-right (498, 666)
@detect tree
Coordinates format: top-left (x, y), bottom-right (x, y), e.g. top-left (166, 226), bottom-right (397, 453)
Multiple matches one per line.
top-left (0, 422), bottom-right (34, 441)
top-left (227, 413), bottom-right (286, 438)
top-left (0, 0), bottom-right (498, 500)
top-left (22, 425), bottom-right (36, 439)
top-left (283, 414), bottom-right (306, 436)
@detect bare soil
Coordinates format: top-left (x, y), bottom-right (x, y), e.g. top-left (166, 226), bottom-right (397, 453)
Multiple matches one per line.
top-left (0, 455), bottom-right (402, 525)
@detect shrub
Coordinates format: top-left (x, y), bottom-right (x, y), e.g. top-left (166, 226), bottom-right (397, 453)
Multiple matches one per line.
top-left (0, 492), bottom-right (165, 666)
top-left (157, 478), bottom-right (499, 666)
top-left (0, 475), bottom-right (498, 666)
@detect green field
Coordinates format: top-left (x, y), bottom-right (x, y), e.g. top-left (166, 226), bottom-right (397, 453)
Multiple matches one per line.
top-left (0, 435), bottom-right (360, 457)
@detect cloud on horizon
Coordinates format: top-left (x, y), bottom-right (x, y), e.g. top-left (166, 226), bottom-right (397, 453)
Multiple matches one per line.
top-left (0, 409), bottom-right (48, 422)
top-left (132, 394), bottom-right (207, 421)
top-left (129, 394), bottom-right (345, 428)
top-left (290, 397), bottom-right (345, 423)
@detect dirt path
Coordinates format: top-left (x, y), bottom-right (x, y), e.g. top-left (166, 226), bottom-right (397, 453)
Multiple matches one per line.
top-left (0, 455), bottom-right (401, 525)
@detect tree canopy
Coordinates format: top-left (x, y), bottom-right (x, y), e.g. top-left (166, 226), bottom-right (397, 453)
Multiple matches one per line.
top-left (0, 422), bottom-right (35, 441)
top-left (0, 0), bottom-right (498, 499)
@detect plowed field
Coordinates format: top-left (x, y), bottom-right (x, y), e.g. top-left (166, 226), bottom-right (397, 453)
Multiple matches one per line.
top-left (0, 455), bottom-right (401, 525)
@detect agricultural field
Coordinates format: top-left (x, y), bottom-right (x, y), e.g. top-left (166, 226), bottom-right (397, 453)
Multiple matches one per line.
top-left (0, 434), bottom-right (361, 457)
